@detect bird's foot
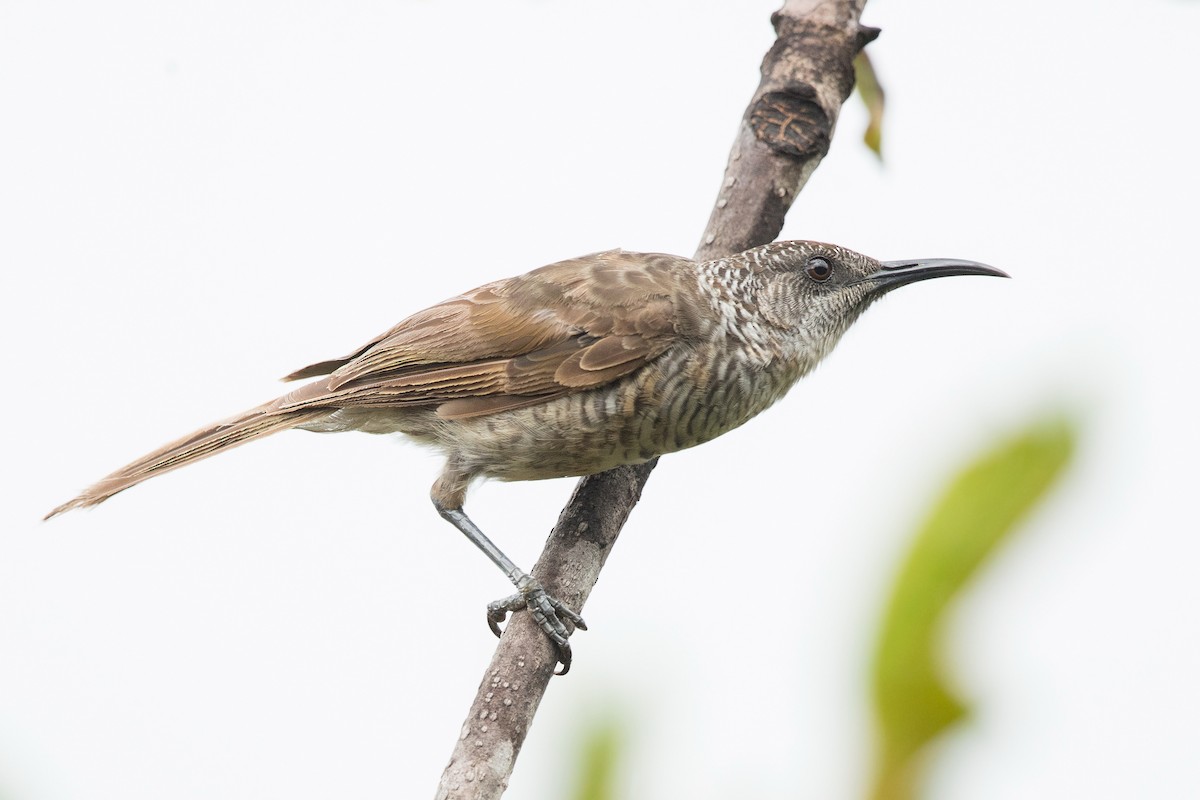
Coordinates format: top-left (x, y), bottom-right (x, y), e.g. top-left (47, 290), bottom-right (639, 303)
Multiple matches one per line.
top-left (487, 576), bottom-right (586, 675)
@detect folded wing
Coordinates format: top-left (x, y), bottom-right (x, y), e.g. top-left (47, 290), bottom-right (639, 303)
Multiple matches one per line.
top-left (281, 249), bottom-right (695, 419)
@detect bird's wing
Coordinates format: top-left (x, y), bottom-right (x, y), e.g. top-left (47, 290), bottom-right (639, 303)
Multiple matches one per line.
top-left (281, 250), bottom-right (700, 420)
top-left (45, 250), bottom-right (699, 516)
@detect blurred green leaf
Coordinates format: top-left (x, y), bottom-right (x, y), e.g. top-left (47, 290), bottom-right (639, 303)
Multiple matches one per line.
top-left (570, 714), bottom-right (623, 800)
top-left (854, 51), bottom-right (885, 159)
top-left (869, 417), bottom-right (1076, 800)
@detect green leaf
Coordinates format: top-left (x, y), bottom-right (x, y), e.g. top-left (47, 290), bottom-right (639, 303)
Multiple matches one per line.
top-left (868, 417), bottom-right (1076, 800)
top-left (854, 51), bottom-right (886, 160)
top-left (570, 713), bottom-right (623, 800)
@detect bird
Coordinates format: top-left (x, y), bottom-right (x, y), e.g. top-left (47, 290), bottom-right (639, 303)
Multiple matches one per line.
top-left (47, 240), bottom-right (1006, 673)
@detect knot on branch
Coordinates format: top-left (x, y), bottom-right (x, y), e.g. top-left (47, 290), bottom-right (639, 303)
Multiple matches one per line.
top-left (748, 88), bottom-right (831, 160)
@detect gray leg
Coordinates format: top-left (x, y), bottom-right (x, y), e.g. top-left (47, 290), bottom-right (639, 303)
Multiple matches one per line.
top-left (433, 500), bottom-right (586, 675)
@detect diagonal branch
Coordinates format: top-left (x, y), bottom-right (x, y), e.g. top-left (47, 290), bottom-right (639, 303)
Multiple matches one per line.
top-left (436, 2), bottom-right (875, 797)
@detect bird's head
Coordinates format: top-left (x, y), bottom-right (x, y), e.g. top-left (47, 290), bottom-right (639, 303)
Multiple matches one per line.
top-left (730, 239), bottom-right (1008, 368)
top-left (747, 238), bottom-right (1006, 335)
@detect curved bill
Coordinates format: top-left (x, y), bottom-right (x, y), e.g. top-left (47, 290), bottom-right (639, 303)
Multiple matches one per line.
top-left (861, 258), bottom-right (1010, 291)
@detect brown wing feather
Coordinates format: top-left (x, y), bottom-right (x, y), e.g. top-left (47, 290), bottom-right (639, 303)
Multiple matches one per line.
top-left (278, 249), bottom-right (698, 418)
top-left (48, 249), bottom-right (701, 516)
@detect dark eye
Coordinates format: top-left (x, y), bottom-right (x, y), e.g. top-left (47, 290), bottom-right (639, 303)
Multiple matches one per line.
top-left (805, 257), bottom-right (833, 282)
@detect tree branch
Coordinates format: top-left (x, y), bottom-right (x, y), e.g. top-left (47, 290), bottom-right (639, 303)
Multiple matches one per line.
top-left (436, 3), bottom-right (875, 797)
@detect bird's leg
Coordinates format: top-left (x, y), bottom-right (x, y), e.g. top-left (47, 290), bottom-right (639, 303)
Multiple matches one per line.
top-left (432, 496), bottom-right (586, 675)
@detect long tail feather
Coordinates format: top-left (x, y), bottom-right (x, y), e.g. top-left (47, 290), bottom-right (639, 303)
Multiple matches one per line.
top-left (45, 399), bottom-right (330, 519)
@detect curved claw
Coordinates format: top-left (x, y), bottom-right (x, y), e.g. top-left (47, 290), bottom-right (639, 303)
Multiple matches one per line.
top-left (553, 642), bottom-right (572, 675)
top-left (484, 582), bottom-right (586, 675)
top-left (487, 595), bottom-right (520, 638)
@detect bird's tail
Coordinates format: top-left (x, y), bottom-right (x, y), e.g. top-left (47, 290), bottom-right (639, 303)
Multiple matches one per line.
top-left (45, 392), bottom-right (331, 520)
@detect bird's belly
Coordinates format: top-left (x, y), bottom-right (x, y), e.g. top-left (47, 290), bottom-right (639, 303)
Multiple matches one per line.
top-left (420, 353), bottom-right (790, 482)
top-left (312, 348), bottom-right (796, 483)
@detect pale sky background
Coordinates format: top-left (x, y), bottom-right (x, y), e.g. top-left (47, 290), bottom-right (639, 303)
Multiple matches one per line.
top-left (3, 1), bottom-right (1198, 798)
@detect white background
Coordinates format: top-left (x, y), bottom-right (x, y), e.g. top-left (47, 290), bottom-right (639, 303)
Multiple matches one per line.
top-left (3, 1), bottom-right (1198, 798)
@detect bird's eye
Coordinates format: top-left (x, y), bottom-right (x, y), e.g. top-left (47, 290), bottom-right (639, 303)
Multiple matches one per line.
top-left (805, 257), bottom-right (833, 282)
